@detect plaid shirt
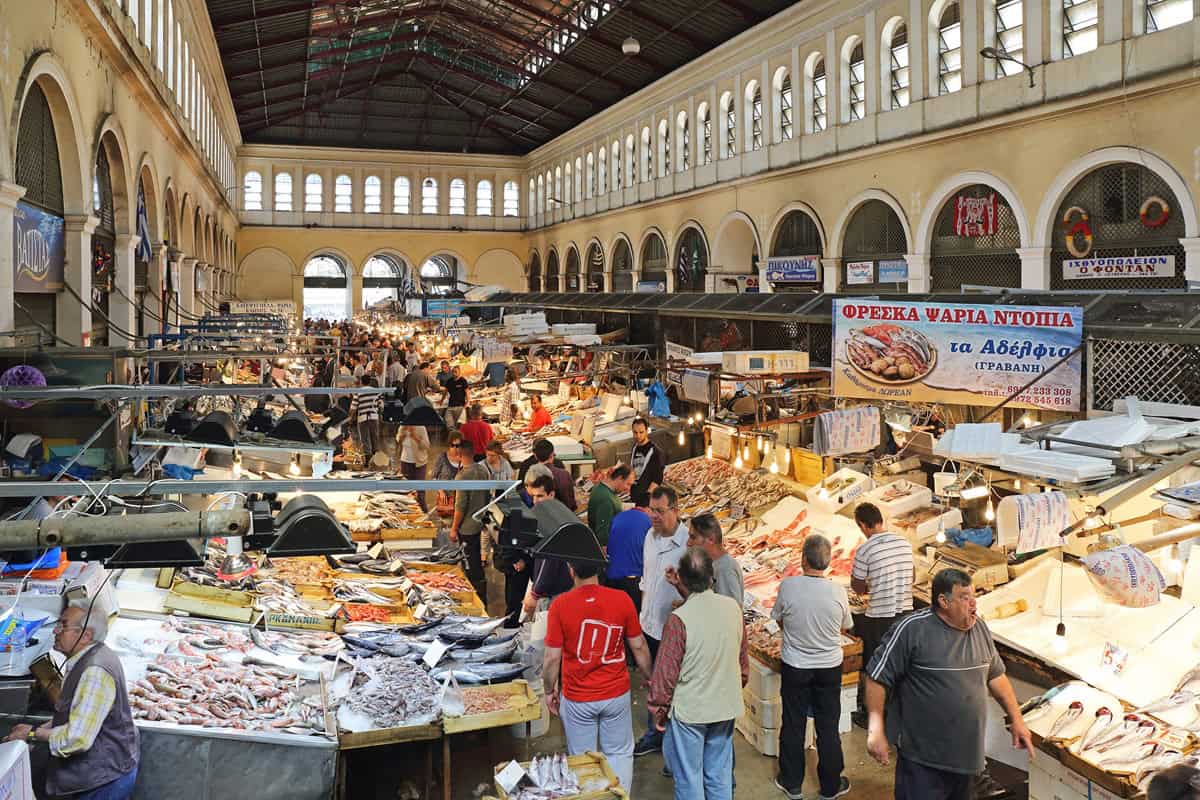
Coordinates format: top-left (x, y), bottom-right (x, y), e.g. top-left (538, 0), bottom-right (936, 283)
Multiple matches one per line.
top-left (51, 645), bottom-right (117, 757)
top-left (647, 607), bottom-right (749, 723)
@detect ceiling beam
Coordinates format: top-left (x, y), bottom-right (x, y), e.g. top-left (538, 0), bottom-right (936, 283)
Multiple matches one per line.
top-left (212, 1), bottom-right (319, 31)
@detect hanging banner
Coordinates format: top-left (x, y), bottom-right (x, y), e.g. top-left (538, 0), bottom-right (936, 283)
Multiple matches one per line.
top-left (877, 259), bottom-right (909, 283)
top-left (953, 193), bottom-right (998, 237)
top-left (1062, 255), bottom-right (1175, 280)
top-left (833, 299), bottom-right (1083, 411)
top-left (846, 261), bottom-right (874, 285)
top-left (425, 298), bottom-right (465, 318)
top-left (664, 340), bottom-right (694, 362)
top-left (12, 202), bottom-right (65, 293)
top-left (765, 255), bottom-right (819, 283)
top-left (230, 300), bottom-right (296, 318)
top-left (636, 279), bottom-right (666, 293)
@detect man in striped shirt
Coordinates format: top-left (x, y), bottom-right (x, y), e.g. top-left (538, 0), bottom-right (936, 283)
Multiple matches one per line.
top-left (850, 502), bottom-right (914, 722)
top-left (350, 377), bottom-right (383, 461)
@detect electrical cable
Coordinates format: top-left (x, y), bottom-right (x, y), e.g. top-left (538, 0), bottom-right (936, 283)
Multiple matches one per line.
top-left (59, 281), bottom-right (148, 344)
top-left (12, 302), bottom-right (76, 347)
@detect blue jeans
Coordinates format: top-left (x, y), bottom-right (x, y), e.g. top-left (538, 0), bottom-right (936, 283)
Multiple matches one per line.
top-left (71, 766), bottom-right (138, 800)
top-left (663, 718), bottom-right (734, 800)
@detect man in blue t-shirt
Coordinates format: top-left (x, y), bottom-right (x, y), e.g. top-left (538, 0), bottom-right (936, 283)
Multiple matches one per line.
top-left (606, 490), bottom-right (652, 612)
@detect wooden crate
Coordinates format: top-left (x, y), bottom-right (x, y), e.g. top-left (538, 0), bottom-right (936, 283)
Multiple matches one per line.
top-left (164, 581), bottom-right (255, 623)
top-left (443, 680), bottom-right (540, 735)
top-left (488, 752), bottom-right (627, 800)
top-left (337, 721), bottom-right (441, 751)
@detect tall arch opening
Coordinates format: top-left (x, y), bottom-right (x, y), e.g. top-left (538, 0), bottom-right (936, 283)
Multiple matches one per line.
top-left (545, 251), bottom-right (560, 292)
top-left (420, 255), bottom-right (458, 295)
top-left (674, 228), bottom-right (709, 292)
top-left (930, 184), bottom-right (1021, 291)
top-left (611, 239), bottom-right (634, 291)
top-left (362, 254), bottom-right (410, 307)
top-left (638, 233), bottom-right (667, 290)
top-left (564, 248), bottom-right (581, 291)
top-left (841, 200), bottom-right (909, 293)
top-left (767, 211), bottom-right (819, 292)
top-left (527, 253), bottom-right (542, 292)
top-left (303, 254), bottom-right (350, 321)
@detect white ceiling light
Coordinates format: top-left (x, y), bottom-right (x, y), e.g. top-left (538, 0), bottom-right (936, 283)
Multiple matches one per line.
top-left (622, 36), bottom-right (641, 55)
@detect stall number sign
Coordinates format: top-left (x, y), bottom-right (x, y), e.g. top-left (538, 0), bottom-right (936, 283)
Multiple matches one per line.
top-left (1062, 255), bottom-right (1175, 280)
top-left (1101, 641), bottom-right (1129, 675)
top-left (877, 259), bottom-right (909, 283)
top-left (765, 255), bottom-right (819, 283)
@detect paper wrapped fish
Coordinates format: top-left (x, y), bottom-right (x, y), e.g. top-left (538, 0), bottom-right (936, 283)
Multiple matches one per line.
top-left (1082, 545), bottom-right (1166, 608)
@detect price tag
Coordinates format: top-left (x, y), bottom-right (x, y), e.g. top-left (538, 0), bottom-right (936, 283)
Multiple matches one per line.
top-left (764, 619), bottom-right (781, 635)
top-left (1101, 641), bottom-right (1128, 675)
top-left (495, 761), bottom-right (527, 793)
top-left (414, 602), bottom-right (428, 620)
top-left (730, 503), bottom-right (747, 520)
top-left (423, 638), bottom-right (452, 668)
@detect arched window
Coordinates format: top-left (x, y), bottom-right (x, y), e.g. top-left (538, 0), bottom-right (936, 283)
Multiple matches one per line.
top-left (545, 251), bottom-right (560, 292)
top-left (720, 92), bottom-right (736, 158)
top-left (585, 153), bottom-right (594, 198)
top-left (808, 55), bottom-right (828, 132)
top-left (1051, 163), bottom-right (1186, 290)
top-left (675, 228), bottom-right (709, 292)
top-left (611, 141), bottom-right (621, 191)
top-left (274, 172), bottom-right (293, 211)
top-left (393, 177), bottom-right (411, 214)
top-left (421, 256), bottom-right (457, 295)
top-left (841, 200), bottom-right (909, 293)
top-left (612, 239), bottom-right (635, 291)
top-left (334, 174), bottom-right (352, 213)
top-left (937, 3), bottom-right (963, 94)
top-left (528, 180), bottom-right (536, 217)
top-left (528, 253), bottom-right (542, 292)
top-left (449, 178), bottom-right (466, 215)
top-left (1145, 0), bottom-right (1193, 32)
top-left (503, 181), bottom-right (519, 216)
top-left (563, 163), bottom-right (573, 207)
top-left (991, 1), bottom-right (1025, 77)
top-left (698, 103), bottom-right (712, 165)
top-left (597, 149), bottom-right (607, 194)
top-left (536, 175), bottom-right (545, 214)
top-left (243, 171), bottom-right (262, 210)
top-left (845, 40), bottom-right (866, 122)
top-left (1062, 0), bottom-right (1098, 57)
top-left (422, 178), bottom-right (439, 214)
top-left (364, 175), bottom-right (381, 213)
top-left (769, 210), bottom-right (823, 291)
top-left (565, 248), bottom-right (581, 291)
top-left (554, 167), bottom-right (563, 207)
top-left (930, 185), bottom-right (1021, 290)
top-left (639, 234), bottom-right (667, 290)
top-left (677, 112), bottom-right (690, 171)
top-left (362, 254), bottom-right (409, 307)
top-left (304, 174), bottom-right (322, 211)
top-left (573, 157), bottom-right (583, 201)
top-left (657, 121), bottom-right (670, 178)
top-left (91, 144), bottom-right (117, 346)
top-left (476, 180), bottom-right (493, 216)
top-left (586, 243), bottom-right (605, 291)
top-left (624, 136), bottom-right (635, 187)
top-left (886, 22), bottom-right (911, 109)
top-left (641, 127), bottom-right (653, 182)
top-left (773, 69), bottom-right (793, 142)
top-left (746, 82), bottom-right (763, 151)
top-left (303, 254), bottom-right (349, 321)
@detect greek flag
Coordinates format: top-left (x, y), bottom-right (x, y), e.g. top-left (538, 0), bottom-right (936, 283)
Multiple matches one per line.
top-left (136, 186), bottom-right (152, 262)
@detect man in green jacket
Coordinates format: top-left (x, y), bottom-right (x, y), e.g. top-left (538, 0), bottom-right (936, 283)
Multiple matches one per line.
top-left (588, 464), bottom-right (634, 550)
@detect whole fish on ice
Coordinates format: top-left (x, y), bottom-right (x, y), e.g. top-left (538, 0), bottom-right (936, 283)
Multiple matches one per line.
top-left (1047, 701), bottom-right (1085, 739)
top-left (1136, 692), bottom-right (1196, 715)
top-left (1077, 707), bottom-right (1114, 751)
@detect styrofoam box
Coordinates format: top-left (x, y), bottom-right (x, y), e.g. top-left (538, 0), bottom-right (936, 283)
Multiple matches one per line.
top-left (907, 508), bottom-right (964, 545)
top-left (801, 686), bottom-right (856, 748)
top-left (735, 715), bottom-right (780, 757)
top-left (742, 686), bottom-right (781, 729)
top-left (721, 351), bottom-right (806, 375)
top-left (771, 351), bottom-right (809, 373)
top-left (746, 657), bottom-right (781, 700)
top-left (806, 468), bottom-right (874, 515)
top-left (865, 480), bottom-right (934, 522)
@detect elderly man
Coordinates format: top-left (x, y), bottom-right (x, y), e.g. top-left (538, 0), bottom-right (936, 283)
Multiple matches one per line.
top-left (686, 513), bottom-right (743, 604)
top-left (865, 568), bottom-right (1033, 800)
top-left (6, 604), bottom-right (138, 798)
top-left (633, 485), bottom-right (689, 757)
top-left (772, 534), bottom-right (853, 800)
top-left (648, 547), bottom-right (748, 800)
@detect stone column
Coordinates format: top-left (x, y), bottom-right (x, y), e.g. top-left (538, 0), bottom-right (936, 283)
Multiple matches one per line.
top-left (0, 182), bottom-right (27, 342)
top-left (351, 273), bottom-right (364, 316)
top-left (146, 244), bottom-right (166, 336)
top-left (1180, 237), bottom-right (1200, 286)
top-left (60, 215), bottom-right (98, 346)
top-left (179, 256), bottom-right (198, 321)
top-left (905, 253), bottom-right (931, 293)
top-left (1017, 247), bottom-right (1052, 291)
top-left (821, 257), bottom-right (841, 294)
top-left (110, 233), bottom-right (140, 345)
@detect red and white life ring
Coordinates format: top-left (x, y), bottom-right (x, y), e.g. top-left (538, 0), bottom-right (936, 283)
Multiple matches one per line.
top-left (1140, 196), bottom-right (1170, 228)
top-left (1062, 206), bottom-right (1093, 258)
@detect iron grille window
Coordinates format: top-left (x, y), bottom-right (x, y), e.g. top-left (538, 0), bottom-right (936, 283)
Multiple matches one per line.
top-left (613, 240), bottom-right (634, 291)
top-left (642, 130), bottom-right (653, 182)
top-left (243, 171), bottom-right (263, 210)
top-left (675, 230), bottom-right (708, 291)
top-left (15, 84), bottom-right (64, 214)
top-left (394, 177), bottom-right (410, 214)
top-left (848, 43), bottom-right (866, 121)
top-left (680, 119), bottom-right (690, 170)
top-left (566, 250), bottom-right (580, 291)
top-left (587, 245), bottom-right (603, 290)
top-left (1146, 0), bottom-right (1193, 32)
top-left (503, 181), bottom-right (519, 216)
top-left (1063, 0), bottom-right (1098, 57)
top-left (930, 184), bottom-right (1022, 291)
top-left (476, 180), bottom-right (493, 216)
top-left (701, 110), bottom-right (712, 165)
top-left (751, 88), bottom-right (763, 150)
top-left (612, 143), bottom-right (622, 191)
top-left (640, 235), bottom-right (667, 288)
top-left (625, 139), bottom-right (635, 186)
top-left (842, 200), bottom-right (910, 292)
top-left (334, 175), bottom-right (352, 213)
top-left (938, 3), bottom-right (963, 94)
top-left (574, 160), bottom-right (582, 202)
top-left (598, 152), bottom-right (607, 194)
top-left (274, 173), bottom-right (292, 211)
top-left (449, 179), bottom-right (466, 215)
top-left (771, 211), bottom-right (823, 257)
top-left (812, 59), bottom-right (827, 132)
top-left (780, 76), bottom-right (794, 140)
top-left (545, 253), bottom-right (560, 292)
top-left (890, 24), bottom-right (911, 109)
top-left (304, 174), bottom-right (322, 212)
top-left (422, 178), bottom-right (438, 214)
top-left (585, 155), bottom-right (593, 198)
top-left (661, 127), bottom-right (670, 177)
top-left (528, 256), bottom-right (541, 292)
top-left (93, 150), bottom-right (115, 236)
top-left (724, 100), bottom-right (736, 157)
top-left (995, 0), bottom-right (1025, 76)
top-left (364, 176), bottom-right (381, 214)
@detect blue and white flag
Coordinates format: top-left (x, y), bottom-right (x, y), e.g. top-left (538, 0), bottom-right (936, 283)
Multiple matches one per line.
top-left (135, 185), bottom-right (152, 262)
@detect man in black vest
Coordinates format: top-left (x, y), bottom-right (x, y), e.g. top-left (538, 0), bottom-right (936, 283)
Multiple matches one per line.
top-left (6, 604), bottom-right (139, 798)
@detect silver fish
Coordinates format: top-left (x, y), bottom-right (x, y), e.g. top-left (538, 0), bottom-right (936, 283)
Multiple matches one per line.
top-left (1175, 666), bottom-right (1200, 693)
top-left (1099, 741), bottom-right (1162, 772)
top-left (1078, 707), bottom-right (1115, 751)
top-left (1138, 755), bottom-right (1199, 792)
top-left (1088, 713), bottom-right (1142, 750)
top-left (1096, 719), bottom-right (1157, 754)
top-left (1048, 701), bottom-right (1084, 739)
top-left (1137, 691), bottom-right (1196, 714)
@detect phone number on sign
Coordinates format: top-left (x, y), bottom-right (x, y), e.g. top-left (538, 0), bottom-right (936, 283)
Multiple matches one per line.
top-left (974, 385), bottom-right (1075, 407)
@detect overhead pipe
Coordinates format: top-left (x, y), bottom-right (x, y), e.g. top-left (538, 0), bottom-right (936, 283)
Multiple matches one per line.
top-left (0, 510), bottom-right (251, 551)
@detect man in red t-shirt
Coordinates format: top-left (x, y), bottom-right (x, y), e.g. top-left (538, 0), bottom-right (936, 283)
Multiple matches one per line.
top-left (525, 393), bottom-right (552, 432)
top-left (458, 403), bottom-right (494, 461)
top-left (545, 560), bottom-right (652, 793)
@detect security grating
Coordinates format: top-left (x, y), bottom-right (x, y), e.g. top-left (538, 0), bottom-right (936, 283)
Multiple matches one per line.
top-left (15, 84), bottom-right (65, 215)
top-left (1050, 163), bottom-right (1186, 291)
top-left (1090, 338), bottom-right (1200, 411)
top-left (93, 148), bottom-right (116, 236)
top-left (930, 184), bottom-right (1022, 291)
top-left (842, 199), bottom-right (909, 293)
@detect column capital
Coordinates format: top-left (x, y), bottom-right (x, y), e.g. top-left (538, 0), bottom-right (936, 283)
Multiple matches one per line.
top-left (115, 233), bottom-right (141, 251)
top-left (63, 214), bottom-right (100, 235)
top-left (180, 256), bottom-right (199, 268)
top-left (1179, 238), bottom-right (1200, 285)
top-left (904, 253), bottom-right (930, 293)
top-left (0, 182), bottom-right (27, 209)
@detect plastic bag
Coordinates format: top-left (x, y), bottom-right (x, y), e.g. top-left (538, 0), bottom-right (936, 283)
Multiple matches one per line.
top-left (439, 670), bottom-right (465, 717)
top-left (644, 381), bottom-right (670, 418)
top-left (1082, 545), bottom-right (1166, 608)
